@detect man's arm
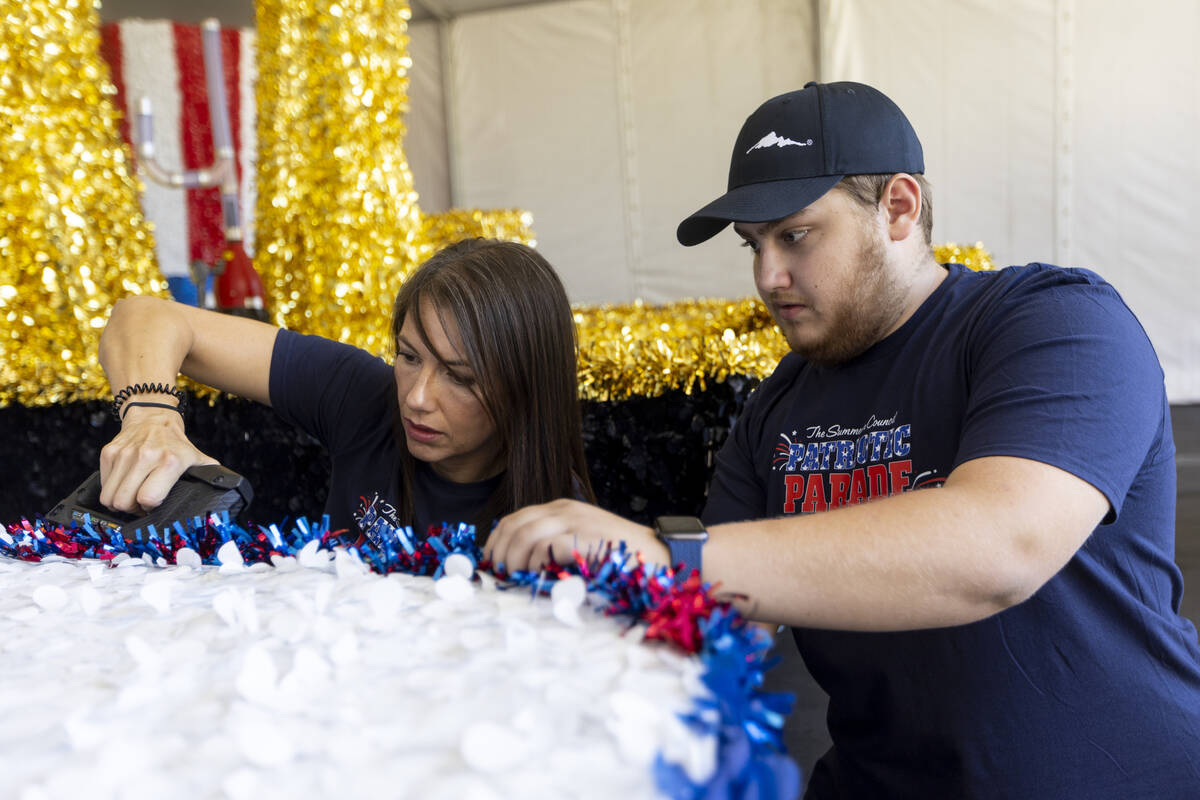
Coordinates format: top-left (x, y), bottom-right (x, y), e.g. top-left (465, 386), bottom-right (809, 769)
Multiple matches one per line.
top-left (97, 295), bottom-right (280, 513)
top-left (484, 455), bottom-right (1108, 631)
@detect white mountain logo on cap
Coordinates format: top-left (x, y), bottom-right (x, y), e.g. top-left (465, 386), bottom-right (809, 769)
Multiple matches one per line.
top-left (747, 131), bottom-right (814, 154)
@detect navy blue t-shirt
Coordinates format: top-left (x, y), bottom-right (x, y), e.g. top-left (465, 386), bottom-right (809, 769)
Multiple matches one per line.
top-left (704, 263), bottom-right (1200, 799)
top-left (268, 329), bottom-right (499, 537)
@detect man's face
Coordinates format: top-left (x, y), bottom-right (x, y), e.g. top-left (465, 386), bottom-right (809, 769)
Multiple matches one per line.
top-left (734, 188), bottom-right (907, 366)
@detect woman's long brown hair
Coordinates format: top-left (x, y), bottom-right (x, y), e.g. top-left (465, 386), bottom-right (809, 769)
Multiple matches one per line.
top-left (390, 238), bottom-right (595, 538)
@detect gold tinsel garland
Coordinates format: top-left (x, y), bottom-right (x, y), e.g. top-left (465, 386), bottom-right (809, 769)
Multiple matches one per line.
top-left (253, 0), bottom-right (535, 355)
top-left (934, 241), bottom-right (994, 274)
top-left (573, 298), bottom-right (784, 402)
top-left (0, 0), bottom-right (166, 407)
top-left (253, 0), bottom-right (423, 353)
top-left (418, 209), bottom-right (537, 261)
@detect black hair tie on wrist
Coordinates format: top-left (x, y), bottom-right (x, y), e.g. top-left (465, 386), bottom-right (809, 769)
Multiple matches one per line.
top-left (119, 400), bottom-right (186, 422)
top-left (111, 382), bottom-right (188, 421)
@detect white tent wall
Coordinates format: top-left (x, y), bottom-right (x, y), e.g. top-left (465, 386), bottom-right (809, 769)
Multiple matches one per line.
top-left (627, 0), bottom-right (816, 302)
top-left (439, 0), bottom-right (817, 304)
top-left (821, 0), bottom-right (1060, 261)
top-left (405, 0), bottom-right (1198, 402)
top-left (1070, 3), bottom-right (1200, 405)
top-left (406, 22), bottom-right (452, 214)
top-left (452, 1), bottom-right (637, 301)
top-left (822, 0), bottom-right (1200, 403)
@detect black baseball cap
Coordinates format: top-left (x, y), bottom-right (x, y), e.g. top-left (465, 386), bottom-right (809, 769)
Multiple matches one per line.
top-left (676, 81), bottom-right (924, 246)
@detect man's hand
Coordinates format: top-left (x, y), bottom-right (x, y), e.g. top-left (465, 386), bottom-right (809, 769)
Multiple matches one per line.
top-left (484, 499), bottom-right (667, 573)
top-left (99, 405), bottom-right (218, 513)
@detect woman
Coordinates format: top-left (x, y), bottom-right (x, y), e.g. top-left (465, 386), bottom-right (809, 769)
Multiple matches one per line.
top-left (98, 238), bottom-right (594, 541)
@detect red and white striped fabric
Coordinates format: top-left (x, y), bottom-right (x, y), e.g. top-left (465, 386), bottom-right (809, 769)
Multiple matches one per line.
top-left (99, 20), bottom-right (258, 279)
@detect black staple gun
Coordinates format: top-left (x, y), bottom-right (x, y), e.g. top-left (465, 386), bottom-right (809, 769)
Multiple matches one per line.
top-left (46, 464), bottom-right (253, 542)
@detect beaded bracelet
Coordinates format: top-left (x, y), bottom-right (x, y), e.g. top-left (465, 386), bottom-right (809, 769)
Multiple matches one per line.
top-left (111, 382), bottom-right (188, 421)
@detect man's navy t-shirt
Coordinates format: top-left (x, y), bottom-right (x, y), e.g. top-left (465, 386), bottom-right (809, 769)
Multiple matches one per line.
top-left (268, 329), bottom-right (499, 537)
top-left (704, 263), bottom-right (1200, 798)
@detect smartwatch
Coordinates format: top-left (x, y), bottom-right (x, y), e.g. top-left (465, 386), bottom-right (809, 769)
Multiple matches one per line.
top-left (653, 515), bottom-right (708, 578)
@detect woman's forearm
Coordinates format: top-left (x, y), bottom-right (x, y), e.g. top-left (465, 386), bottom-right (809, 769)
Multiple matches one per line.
top-left (99, 295), bottom-right (195, 395)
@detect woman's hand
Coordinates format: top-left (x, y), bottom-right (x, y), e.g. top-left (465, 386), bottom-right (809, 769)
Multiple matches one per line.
top-left (96, 295), bottom-right (280, 514)
top-left (98, 405), bottom-right (218, 513)
top-left (484, 499), bottom-right (666, 573)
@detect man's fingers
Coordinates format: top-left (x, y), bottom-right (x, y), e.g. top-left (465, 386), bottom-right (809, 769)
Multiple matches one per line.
top-left (536, 535), bottom-right (575, 571)
top-left (503, 522), bottom-right (549, 573)
top-left (482, 519), bottom-right (507, 566)
top-left (486, 500), bottom-right (656, 574)
top-left (488, 517), bottom-right (540, 572)
top-left (486, 508), bottom-right (565, 573)
top-left (485, 505), bottom-right (540, 566)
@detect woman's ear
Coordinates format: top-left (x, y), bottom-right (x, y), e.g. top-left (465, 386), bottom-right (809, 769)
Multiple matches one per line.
top-left (882, 173), bottom-right (922, 242)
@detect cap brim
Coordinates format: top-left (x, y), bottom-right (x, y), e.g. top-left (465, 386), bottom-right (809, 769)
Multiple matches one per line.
top-left (676, 175), bottom-right (843, 246)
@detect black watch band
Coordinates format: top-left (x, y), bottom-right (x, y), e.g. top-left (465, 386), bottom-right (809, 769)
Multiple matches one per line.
top-left (653, 515), bottom-right (708, 578)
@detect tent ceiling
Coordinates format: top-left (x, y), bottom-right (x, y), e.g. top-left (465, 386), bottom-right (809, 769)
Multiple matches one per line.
top-left (410, 0), bottom-right (561, 22)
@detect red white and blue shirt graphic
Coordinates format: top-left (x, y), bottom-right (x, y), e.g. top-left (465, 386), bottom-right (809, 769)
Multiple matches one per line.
top-left (772, 415), bottom-right (944, 514)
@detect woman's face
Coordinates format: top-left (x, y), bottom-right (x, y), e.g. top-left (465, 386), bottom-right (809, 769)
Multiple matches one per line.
top-left (394, 298), bottom-right (503, 483)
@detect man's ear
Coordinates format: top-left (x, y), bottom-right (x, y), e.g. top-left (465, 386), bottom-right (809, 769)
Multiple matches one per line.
top-left (882, 173), bottom-right (922, 242)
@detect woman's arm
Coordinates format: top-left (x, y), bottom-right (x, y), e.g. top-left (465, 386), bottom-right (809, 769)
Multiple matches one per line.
top-left (97, 295), bottom-right (281, 513)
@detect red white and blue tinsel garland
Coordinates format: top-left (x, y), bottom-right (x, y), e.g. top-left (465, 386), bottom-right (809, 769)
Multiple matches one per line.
top-left (2, 513), bottom-right (799, 799)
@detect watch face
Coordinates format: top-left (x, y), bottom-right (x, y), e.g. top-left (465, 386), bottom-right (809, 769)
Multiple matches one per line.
top-left (655, 516), bottom-right (707, 538)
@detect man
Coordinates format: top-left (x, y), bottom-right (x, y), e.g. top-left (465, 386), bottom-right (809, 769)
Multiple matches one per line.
top-left (485, 81), bottom-right (1200, 798)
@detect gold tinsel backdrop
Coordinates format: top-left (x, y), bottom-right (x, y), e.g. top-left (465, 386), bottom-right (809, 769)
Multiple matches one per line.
top-left (0, 0), bottom-right (993, 408)
top-left (0, 0), bottom-right (167, 407)
top-left (253, 0), bottom-right (534, 352)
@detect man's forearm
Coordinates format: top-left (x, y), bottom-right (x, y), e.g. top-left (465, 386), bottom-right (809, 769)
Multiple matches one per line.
top-left (703, 457), bottom-right (1108, 631)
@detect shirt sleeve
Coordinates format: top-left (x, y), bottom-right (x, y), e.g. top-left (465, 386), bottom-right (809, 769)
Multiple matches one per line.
top-left (268, 329), bottom-right (397, 456)
top-left (954, 265), bottom-right (1172, 522)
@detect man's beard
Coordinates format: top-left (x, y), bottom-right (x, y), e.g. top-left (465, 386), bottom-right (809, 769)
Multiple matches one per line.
top-left (777, 231), bottom-right (907, 367)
